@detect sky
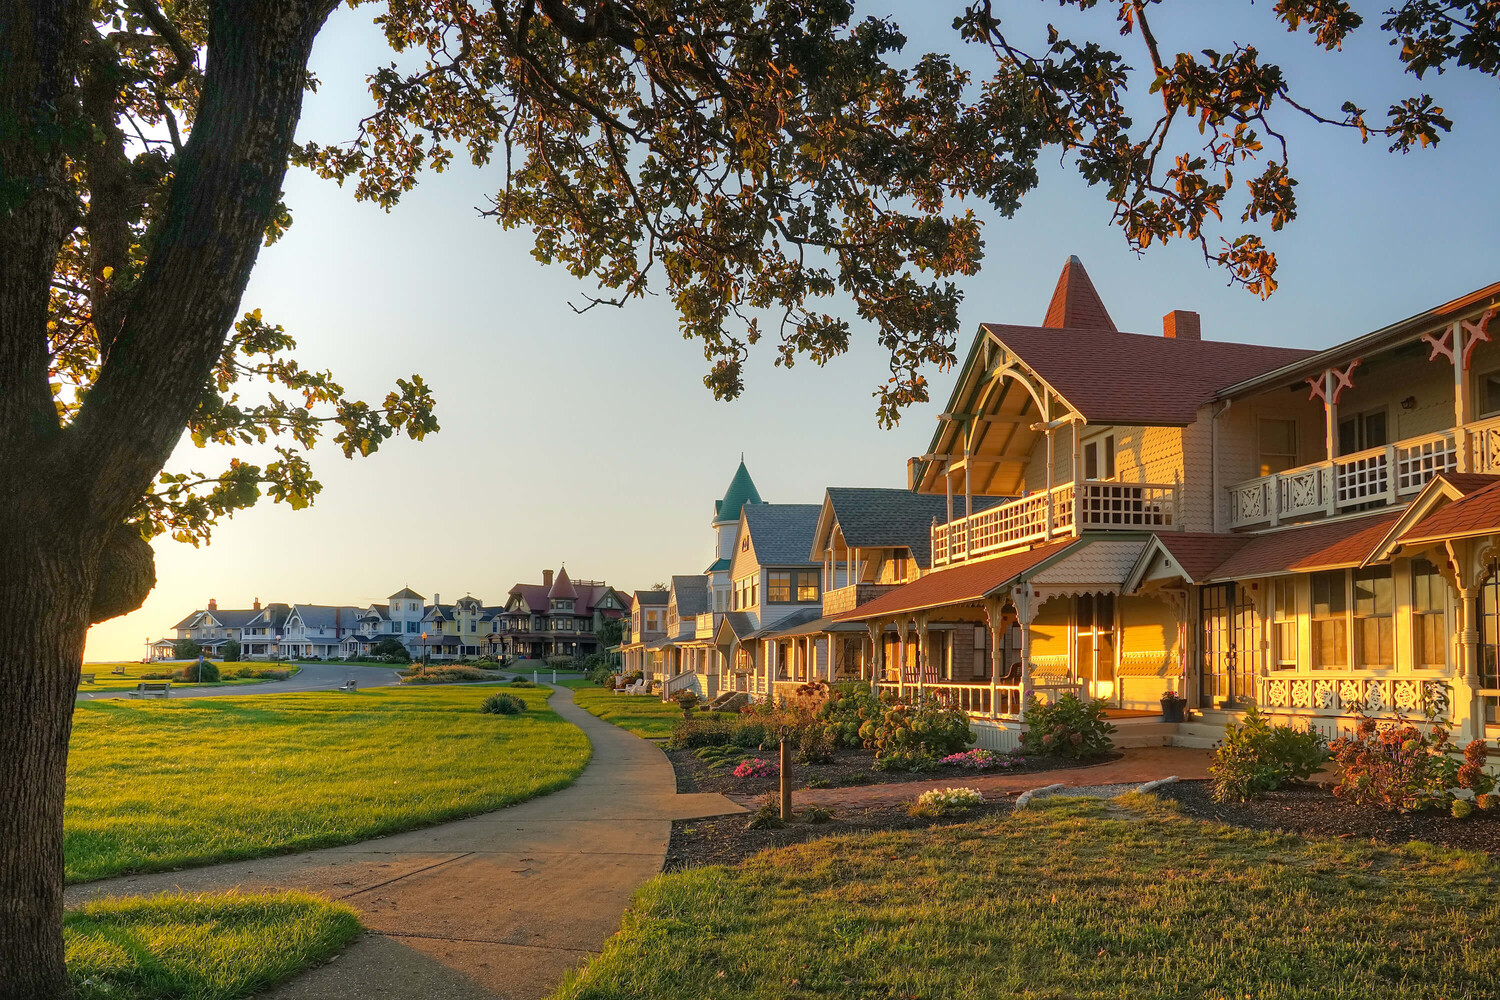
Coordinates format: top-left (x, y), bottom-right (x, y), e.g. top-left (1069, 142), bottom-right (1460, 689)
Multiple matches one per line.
top-left (85, 2), bottom-right (1500, 660)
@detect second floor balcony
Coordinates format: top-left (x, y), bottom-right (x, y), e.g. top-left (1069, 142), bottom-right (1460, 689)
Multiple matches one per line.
top-left (1227, 414), bottom-right (1500, 529)
top-left (931, 480), bottom-right (1179, 568)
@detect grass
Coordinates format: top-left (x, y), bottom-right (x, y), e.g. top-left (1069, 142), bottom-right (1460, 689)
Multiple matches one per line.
top-left (67, 891), bottom-right (359, 1000)
top-left (67, 685), bottom-right (589, 883)
top-left (553, 793), bottom-right (1500, 1000)
top-left (560, 679), bottom-right (732, 739)
top-left (78, 661), bottom-right (306, 692)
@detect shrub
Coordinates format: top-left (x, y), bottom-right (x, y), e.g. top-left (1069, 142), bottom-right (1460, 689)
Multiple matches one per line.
top-left (371, 637), bottom-right (411, 663)
top-left (733, 757), bottom-right (778, 779)
top-left (806, 777), bottom-right (831, 789)
top-left (1209, 706), bottom-right (1329, 802)
top-left (220, 639), bottom-right (242, 662)
top-left (815, 681), bottom-right (879, 748)
top-left (866, 695), bottom-right (973, 768)
top-left (177, 660), bottom-right (221, 683)
top-left (665, 719), bottom-right (732, 750)
top-left (1331, 717), bottom-right (1494, 812)
top-left (139, 671), bottom-right (172, 680)
top-left (874, 749), bottom-right (937, 773)
top-left (940, 748), bottom-right (1023, 770)
top-left (746, 796), bottom-right (783, 829)
top-left (1452, 798), bottom-right (1475, 819)
top-left (909, 786), bottom-right (985, 818)
top-left (400, 665), bottom-right (492, 684)
top-left (1021, 694), bottom-right (1115, 759)
top-left (172, 638), bottom-right (201, 660)
top-left (586, 663), bottom-right (616, 686)
top-left (508, 678), bottom-right (536, 687)
top-left (480, 693), bottom-right (524, 715)
top-left (794, 724), bottom-right (838, 765)
top-left (802, 805), bottom-right (833, 824)
top-left (544, 655), bottom-right (574, 668)
top-left (730, 720), bottom-right (768, 749)
top-left (254, 668), bottom-right (290, 681)
top-left (1479, 792), bottom-right (1500, 812)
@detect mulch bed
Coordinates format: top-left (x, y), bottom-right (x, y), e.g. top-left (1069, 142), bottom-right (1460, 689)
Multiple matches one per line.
top-left (668, 799), bottom-right (1015, 870)
top-left (666, 745), bottom-right (1119, 797)
top-left (1163, 779), bottom-right (1500, 856)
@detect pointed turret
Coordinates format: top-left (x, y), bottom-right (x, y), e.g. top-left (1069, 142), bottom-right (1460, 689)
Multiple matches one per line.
top-left (713, 459), bottom-right (763, 525)
top-left (1042, 255), bottom-right (1117, 331)
top-left (548, 566), bottom-right (579, 600)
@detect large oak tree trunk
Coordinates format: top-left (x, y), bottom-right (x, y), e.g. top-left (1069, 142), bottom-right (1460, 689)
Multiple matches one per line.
top-left (0, 525), bottom-right (98, 1000)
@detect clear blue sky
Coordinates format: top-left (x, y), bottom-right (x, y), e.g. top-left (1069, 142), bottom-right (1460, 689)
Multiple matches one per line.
top-left (87, 2), bottom-right (1500, 659)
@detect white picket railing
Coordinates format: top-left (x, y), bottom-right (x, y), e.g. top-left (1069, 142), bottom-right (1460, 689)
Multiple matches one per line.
top-left (931, 481), bottom-right (1177, 568)
top-left (1226, 421), bottom-right (1492, 529)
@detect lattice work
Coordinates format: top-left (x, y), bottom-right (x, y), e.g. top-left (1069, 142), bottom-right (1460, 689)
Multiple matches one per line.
top-left (1396, 434), bottom-right (1457, 494)
top-left (1078, 483), bottom-right (1174, 528)
top-left (1254, 676), bottom-right (1453, 720)
top-left (1335, 451), bottom-right (1389, 504)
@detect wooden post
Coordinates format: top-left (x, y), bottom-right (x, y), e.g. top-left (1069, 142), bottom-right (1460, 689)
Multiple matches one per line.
top-left (779, 734), bottom-right (792, 821)
top-left (987, 598), bottom-right (1002, 717)
top-left (915, 612), bottom-right (930, 701)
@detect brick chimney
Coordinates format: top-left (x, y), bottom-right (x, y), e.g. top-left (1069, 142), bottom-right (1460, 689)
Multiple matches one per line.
top-left (1163, 310), bottom-right (1201, 340)
top-left (207, 598), bottom-right (217, 612)
top-left (253, 597), bottom-right (261, 611)
top-left (543, 569), bottom-right (554, 588)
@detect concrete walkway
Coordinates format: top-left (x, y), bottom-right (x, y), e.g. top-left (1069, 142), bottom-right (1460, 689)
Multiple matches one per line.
top-left (732, 746), bottom-right (1212, 811)
top-left (67, 684), bottom-right (744, 999)
top-left (76, 661), bottom-right (405, 701)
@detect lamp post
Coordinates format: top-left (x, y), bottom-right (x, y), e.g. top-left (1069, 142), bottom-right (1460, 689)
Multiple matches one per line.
top-left (421, 632), bottom-right (429, 675)
top-left (274, 641), bottom-right (281, 670)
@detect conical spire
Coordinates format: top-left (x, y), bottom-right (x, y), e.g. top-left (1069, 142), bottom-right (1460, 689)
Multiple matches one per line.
top-left (1042, 255), bottom-right (1117, 331)
top-left (548, 565), bottom-right (578, 600)
top-left (713, 459), bottom-right (763, 524)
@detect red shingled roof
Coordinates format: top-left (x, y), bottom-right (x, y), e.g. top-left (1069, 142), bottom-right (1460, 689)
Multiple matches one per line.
top-left (834, 540), bottom-right (1077, 621)
top-left (1153, 533), bottom-right (1251, 582)
top-left (1043, 255), bottom-right (1117, 331)
top-left (984, 323), bottom-right (1314, 426)
top-left (1403, 478), bottom-right (1500, 543)
top-left (1205, 513), bottom-right (1398, 581)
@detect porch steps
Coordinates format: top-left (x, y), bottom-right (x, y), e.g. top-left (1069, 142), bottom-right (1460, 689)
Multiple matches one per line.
top-left (1110, 719), bottom-right (1177, 749)
top-left (706, 691), bottom-right (747, 713)
top-left (1169, 715), bottom-right (1232, 750)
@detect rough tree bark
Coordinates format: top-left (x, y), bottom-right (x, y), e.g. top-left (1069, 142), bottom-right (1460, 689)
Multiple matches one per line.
top-left (0, 0), bottom-right (337, 995)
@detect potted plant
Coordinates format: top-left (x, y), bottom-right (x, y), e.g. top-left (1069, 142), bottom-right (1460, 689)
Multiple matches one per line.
top-left (1160, 686), bottom-right (1188, 723)
top-left (673, 689), bottom-right (701, 718)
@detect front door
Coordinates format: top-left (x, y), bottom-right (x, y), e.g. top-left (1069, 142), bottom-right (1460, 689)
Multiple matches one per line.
top-left (1200, 583), bottom-right (1256, 708)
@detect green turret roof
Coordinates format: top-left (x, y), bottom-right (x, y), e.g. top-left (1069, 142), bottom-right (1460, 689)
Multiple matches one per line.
top-left (713, 460), bottom-right (762, 524)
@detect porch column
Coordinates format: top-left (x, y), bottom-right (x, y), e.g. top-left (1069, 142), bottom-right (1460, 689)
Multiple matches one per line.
top-left (915, 612), bottom-right (930, 700)
top-left (945, 462), bottom-right (954, 523)
top-left (986, 597), bottom-right (1003, 718)
top-left (963, 443), bottom-right (973, 518)
top-left (1090, 592), bottom-right (1101, 701)
top-left (867, 621), bottom-right (884, 696)
top-left (1015, 583), bottom-right (1037, 721)
top-left (1454, 322), bottom-right (1473, 472)
top-left (896, 619), bottom-right (909, 698)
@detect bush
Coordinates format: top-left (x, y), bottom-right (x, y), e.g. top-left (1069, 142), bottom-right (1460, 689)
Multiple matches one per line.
top-left (865, 695), bottom-right (974, 768)
top-left (1209, 706), bottom-right (1329, 802)
top-left (1021, 694), bottom-right (1115, 759)
top-left (874, 749), bottom-right (937, 773)
top-left (794, 724), bottom-right (837, 765)
top-left (665, 719), bottom-right (732, 750)
top-left (254, 668), bottom-right (290, 681)
top-left (940, 748), bottom-right (1024, 770)
top-left (730, 720), bottom-right (768, 749)
top-left (909, 786), bottom-right (985, 818)
top-left (139, 671), bottom-right (172, 680)
top-left (544, 655), bottom-right (574, 668)
top-left (371, 637), bottom-right (411, 663)
top-left (177, 660), bottom-right (221, 683)
top-left (400, 666), bottom-right (492, 684)
top-left (508, 678), bottom-right (536, 687)
top-left (746, 796), bottom-right (783, 829)
top-left (172, 638), bottom-right (201, 660)
top-left (220, 639), bottom-right (241, 662)
top-left (1331, 717), bottom-right (1494, 812)
top-left (479, 693), bottom-right (525, 715)
top-left (815, 681), bottom-right (880, 749)
top-left (733, 757), bottom-right (778, 779)
top-left (802, 805), bottom-right (833, 824)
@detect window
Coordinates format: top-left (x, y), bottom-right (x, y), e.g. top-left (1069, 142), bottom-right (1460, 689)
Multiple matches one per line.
top-left (1479, 370), bottom-right (1500, 417)
top-left (469, 621), bottom-right (477, 633)
top-left (1412, 558), bottom-right (1447, 669)
top-left (795, 570), bottom-right (819, 602)
top-left (1337, 408), bottom-right (1388, 456)
top-left (1083, 433), bottom-right (1116, 481)
top-left (767, 571), bottom-right (792, 603)
top-left (1311, 571), bottom-right (1348, 669)
top-left (1272, 578), bottom-right (1297, 669)
top-left (1353, 566), bottom-right (1394, 667)
top-left (406, 621), bottom-right (417, 633)
top-left (1259, 418), bottom-right (1298, 477)
top-left (891, 553), bottom-right (908, 583)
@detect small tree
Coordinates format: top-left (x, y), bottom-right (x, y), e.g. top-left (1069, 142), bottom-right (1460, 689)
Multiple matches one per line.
top-left (597, 617), bottom-right (625, 648)
top-left (220, 639), bottom-right (242, 662)
top-left (172, 638), bottom-right (201, 661)
top-left (371, 637), bottom-right (411, 663)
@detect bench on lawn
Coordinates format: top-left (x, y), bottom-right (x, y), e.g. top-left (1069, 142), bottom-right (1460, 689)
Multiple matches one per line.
top-left (78, 673), bottom-right (95, 686)
top-left (111, 664), bottom-right (127, 675)
top-left (337, 679), bottom-right (357, 692)
top-left (132, 681), bottom-right (171, 699)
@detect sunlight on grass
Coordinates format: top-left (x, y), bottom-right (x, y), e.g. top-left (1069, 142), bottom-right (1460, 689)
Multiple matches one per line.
top-left (67, 686), bottom-right (589, 883)
top-left (77, 661), bottom-right (308, 692)
top-left (561, 680), bottom-right (687, 739)
top-left (554, 794), bottom-right (1500, 1000)
top-left (67, 891), bottom-right (359, 1000)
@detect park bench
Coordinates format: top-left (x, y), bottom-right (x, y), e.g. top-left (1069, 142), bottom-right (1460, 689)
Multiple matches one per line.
top-left (111, 664), bottom-right (126, 675)
top-left (132, 681), bottom-right (171, 699)
top-left (77, 673), bottom-right (95, 686)
top-left (337, 679), bottom-right (357, 692)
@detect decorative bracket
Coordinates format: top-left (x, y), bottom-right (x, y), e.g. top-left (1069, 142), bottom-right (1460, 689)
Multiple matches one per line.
top-left (1306, 359), bottom-right (1362, 406)
top-left (1461, 307), bottom-right (1496, 370)
top-left (1421, 325), bottom-right (1454, 363)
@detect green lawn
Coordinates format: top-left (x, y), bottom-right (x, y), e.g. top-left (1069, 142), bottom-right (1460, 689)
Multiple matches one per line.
top-left (78, 661), bottom-right (305, 693)
top-left (67, 891), bottom-right (359, 1000)
top-left (67, 685), bottom-right (590, 883)
top-left (561, 680), bottom-right (715, 739)
top-left (553, 794), bottom-right (1500, 1000)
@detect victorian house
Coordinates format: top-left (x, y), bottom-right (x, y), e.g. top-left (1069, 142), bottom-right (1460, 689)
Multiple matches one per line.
top-left (485, 568), bottom-right (629, 660)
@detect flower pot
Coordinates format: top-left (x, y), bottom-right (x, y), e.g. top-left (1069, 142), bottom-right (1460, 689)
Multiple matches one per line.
top-left (1160, 695), bottom-right (1187, 724)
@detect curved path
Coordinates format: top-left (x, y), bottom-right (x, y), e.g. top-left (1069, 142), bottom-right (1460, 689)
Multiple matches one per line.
top-left (67, 683), bottom-right (744, 999)
top-left (76, 661), bottom-right (405, 701)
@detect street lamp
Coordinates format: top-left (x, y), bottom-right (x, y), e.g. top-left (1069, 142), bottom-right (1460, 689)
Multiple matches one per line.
top-left (274, 640), bottom-right (281, 670)
top-left (421, 632), bottom-right (429, 675)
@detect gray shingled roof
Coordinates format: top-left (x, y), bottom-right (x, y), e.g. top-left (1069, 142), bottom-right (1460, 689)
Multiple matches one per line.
top-left (720, 611), bottom-right (757, 639)
top-left (743, 503), bottom-right (821, 566)
top-left (751, 607), bottom-right (824, 639)
top-left (670, 575), bottom-right (710, 616)
top-left (290, 605), bottom-right (364, 629)
top-left (825, 488), bottom-right (1009, 569)
top-left (634, 590), bottom-right (670, 605)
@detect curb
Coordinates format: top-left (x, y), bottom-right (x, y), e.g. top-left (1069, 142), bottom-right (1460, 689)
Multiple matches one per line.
top-left (1014, 783), bottom-right (1065, 808)
top-left (1136, 775), bottom-right (1179, 794)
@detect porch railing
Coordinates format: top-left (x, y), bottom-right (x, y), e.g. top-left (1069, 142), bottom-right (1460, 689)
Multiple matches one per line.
top-left (1228, 416), bottom-right (1500, 529)
top-left (931, 480), bottom-right (1178, 568)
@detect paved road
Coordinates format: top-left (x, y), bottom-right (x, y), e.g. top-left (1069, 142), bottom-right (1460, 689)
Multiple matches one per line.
top-left (67, 683), bottom-right (744, 999)
top-left (75, 661), bottom-right (405, 701)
